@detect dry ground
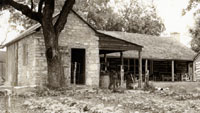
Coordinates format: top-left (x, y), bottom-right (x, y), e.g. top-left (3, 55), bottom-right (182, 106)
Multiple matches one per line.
top-left (1, 82), bottom-right (200, 113)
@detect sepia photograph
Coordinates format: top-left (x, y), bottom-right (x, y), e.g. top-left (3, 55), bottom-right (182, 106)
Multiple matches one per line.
top-left (0, 0), bottom-right (200, 112)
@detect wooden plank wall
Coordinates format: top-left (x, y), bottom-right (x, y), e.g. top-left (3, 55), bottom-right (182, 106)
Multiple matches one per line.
top-left (0, 62), bottom-right (5, 82)
top-left (7, 43), bottom-right (18, 86)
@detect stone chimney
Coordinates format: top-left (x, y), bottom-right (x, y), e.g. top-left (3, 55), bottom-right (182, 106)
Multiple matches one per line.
top-left (170, 32), bottom-right (180, 42)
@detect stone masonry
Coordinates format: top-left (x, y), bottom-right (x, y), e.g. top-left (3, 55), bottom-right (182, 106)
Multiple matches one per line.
top-left (6, 11), bottom-right (100, 87)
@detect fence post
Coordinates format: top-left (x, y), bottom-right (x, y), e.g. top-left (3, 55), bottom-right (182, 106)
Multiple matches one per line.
top-left (73, 62), bottom-right (77, 92)
top-left (5, 89), bottom-right (12, 113)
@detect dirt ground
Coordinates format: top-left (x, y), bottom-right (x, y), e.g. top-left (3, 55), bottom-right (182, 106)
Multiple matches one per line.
top-left (1, 82), bottom-right (200, 113)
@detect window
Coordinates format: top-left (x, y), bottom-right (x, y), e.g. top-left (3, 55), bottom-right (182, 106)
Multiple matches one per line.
top-left (23, 44), bottom-right (28, 65)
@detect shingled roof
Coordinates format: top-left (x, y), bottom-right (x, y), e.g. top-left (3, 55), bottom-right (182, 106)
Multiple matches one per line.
top-left (99, 30), bottom-right (196, 61)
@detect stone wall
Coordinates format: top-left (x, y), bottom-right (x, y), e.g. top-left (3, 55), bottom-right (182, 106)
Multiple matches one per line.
top-left (59, 12), bottom-right (100, 86)
top-left (17, 35), bottom-right (36, 86)
top-left (32, 32), bottom-right (48, 86)
top-left (6, 11), bottom-right (100, 87)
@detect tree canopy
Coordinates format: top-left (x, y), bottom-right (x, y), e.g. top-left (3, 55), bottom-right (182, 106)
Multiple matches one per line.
top-left (74, 0), bottom-right (165, 36)
top-left (1, 0), bottom-right (165, 38)
top-left (184, 0), bottom-right (200, 52)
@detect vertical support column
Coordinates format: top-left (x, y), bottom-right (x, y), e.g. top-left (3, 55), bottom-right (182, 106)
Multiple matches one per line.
top-left (134, 59), bottom-right (136, 76)
top-left (145, 59), bottom-right (149, 85)
top-left (172, 60), bottom-right (175, 82)
top-left (138, 50), bottom-right (142, 88)
top-left (120, 52), bottom-right (124, 87)
top-left (145, 59), bottom-right (148, 73)
top-left (193, 62), bottom-right (196, 81)
top-left (104, 54), bottom-right (107, 71)
top-left (188, 63), bottom-right (190, 81)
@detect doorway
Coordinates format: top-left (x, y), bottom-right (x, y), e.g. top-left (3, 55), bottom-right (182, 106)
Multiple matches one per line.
top-left (71, 48), bottom-right (86, 84)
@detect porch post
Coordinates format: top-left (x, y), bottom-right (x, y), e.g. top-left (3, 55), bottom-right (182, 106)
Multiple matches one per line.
top-left (120, 52), bottom-right (124, 86)
top-left (138, 50), bottom-right (142, 88)
top-left (104, 54), bottom-right (107, 71)
top-left (193, 62), bottom-right (196, 81)
top-left (134, 59), bottom-right (136, 76)
top-left (145, 59), bottom-right (148, 73)
top-left (172, 60), bottom-right (175, 82)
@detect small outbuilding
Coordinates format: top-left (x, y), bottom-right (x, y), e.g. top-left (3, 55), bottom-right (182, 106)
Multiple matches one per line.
top-left (193, 53), bottom-right (200, 81)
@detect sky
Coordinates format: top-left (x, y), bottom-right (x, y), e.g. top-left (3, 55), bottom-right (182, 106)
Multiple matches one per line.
top-left (0, 0), bottom-right (197, 49)
top-left (154, 0), bottom-right (196, 47)
top-left (109, 0), bottom-right (196, 47)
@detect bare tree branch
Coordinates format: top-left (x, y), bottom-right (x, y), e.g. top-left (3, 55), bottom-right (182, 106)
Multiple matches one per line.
top-left (4, 0), bottom-right (42, 23)
top-left (38, 0), bottom-right (44, 13)
top-left (31, 0), bottom-right (34, 11)
top-left (54, 0), bottom-right (75, 35)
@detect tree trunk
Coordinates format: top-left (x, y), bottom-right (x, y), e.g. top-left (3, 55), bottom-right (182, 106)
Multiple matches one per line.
top-left (42, 24), bottom-right (64, 88)
top-left (46, 51), bottom-right (63, 88)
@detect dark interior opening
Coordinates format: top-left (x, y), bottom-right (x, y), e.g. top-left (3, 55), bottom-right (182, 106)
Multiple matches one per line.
top-left (71, 48), bottom-right (85, 85)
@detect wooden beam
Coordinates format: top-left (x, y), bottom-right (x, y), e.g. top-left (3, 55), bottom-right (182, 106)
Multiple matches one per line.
top-left (138, 51), bottom-right (142, 88)
top-left (120, 52), bottom-right (125, 87)
top-left (120, 52), bottom-right (124, 66)
top-left (104, 54), bottom-right (107, 71)
top-left (193, 62), bottom-right (196, 81)
top-left (172, 60), bottom-right (175, 82)
top-left (134, 59), bottom-right (136, 76)
top-left (128, 59), bottom-right (130, 71)
top-left (145, 59), bottom-right (148, 73)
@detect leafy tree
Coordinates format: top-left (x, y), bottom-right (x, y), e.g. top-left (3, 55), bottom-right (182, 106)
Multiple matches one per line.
top-left (190, 16), bottom-right (200, 52)
top-left (184, 0), bottom-right (200, 52)
top-left (0, 0), bottom-right (75, 88)
top-left (74, 0), bottom-right (165, 36)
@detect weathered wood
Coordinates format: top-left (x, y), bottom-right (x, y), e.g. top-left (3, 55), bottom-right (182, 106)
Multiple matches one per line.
top-left (193, 62), bottom-right (196, 81)
top-left (172, 60), bottom-right (174, 82)
top-left (145, 59), bottom-right (148, 74)
top-left (73, 62), bottom-right (77, 85)
top-left (145, 59), bottom-right (149, 86)
top-left (7, 43), bottom-right (18, 86)
top-left (120, 52), bottom-right (124, 87)
top-left (138, 51), bottom-right (142, 88)
top-left (104, 54), bottom-right (107, 71)
top-left (128, 59), bottom-right (130, 71)
top-left (99, 35), bottom-right (142, 51)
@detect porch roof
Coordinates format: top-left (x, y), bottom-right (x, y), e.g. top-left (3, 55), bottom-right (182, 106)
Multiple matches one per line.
top-left (97, 32), bottom-right (143, 54)
top-left (98, 30), bottom-right (196, 61)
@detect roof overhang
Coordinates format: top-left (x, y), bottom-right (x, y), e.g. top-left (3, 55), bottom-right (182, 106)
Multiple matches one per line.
top-left (97, 32), bottom-right (143, 54)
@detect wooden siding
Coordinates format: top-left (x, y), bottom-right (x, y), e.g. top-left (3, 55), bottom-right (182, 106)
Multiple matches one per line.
top-left (7, 43), bottom-right (18, 86)
top-left (0, 62), bottom-right (5, 81)
top-left (194, 54), bottom-right (200, 81)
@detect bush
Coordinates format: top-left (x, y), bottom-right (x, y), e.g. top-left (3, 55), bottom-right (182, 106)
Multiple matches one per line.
top-left (143, 83), bottom-right (156, 92)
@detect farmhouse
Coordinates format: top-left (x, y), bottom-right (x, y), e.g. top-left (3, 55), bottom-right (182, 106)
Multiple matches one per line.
top-left (1, 10), bottom-right (197, 88)
top-left (99, 31), bottom-right (196, 82)
top-left (2, 10), bottom-right (143, 87)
